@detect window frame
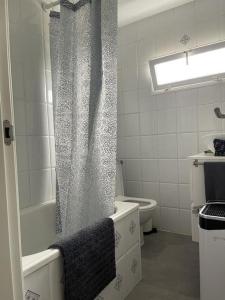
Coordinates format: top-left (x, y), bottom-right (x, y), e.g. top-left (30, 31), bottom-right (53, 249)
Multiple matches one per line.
top-left (149, 41), bottom-right (225, 92)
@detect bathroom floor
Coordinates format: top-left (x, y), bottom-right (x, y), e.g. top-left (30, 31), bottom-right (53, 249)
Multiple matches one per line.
top-left (126, 231), bottom-right (200, 300)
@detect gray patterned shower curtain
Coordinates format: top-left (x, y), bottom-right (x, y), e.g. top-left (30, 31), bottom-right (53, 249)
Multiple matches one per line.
top-left (49, 0), bottom-right (117, 237)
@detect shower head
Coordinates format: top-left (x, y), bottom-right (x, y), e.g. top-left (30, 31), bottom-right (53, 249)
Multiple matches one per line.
top-left (214, 107), bottom-right (225, 119)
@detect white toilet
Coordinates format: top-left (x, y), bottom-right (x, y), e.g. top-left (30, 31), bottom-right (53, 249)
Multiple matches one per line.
top-left (115, 161), bottom-right (157, 246)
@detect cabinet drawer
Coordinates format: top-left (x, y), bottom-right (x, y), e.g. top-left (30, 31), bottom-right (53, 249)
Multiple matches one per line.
top-left (115, 209), bottom-right (140, 260)
top-left (95, 254), bottom-right (128, 300)
top-left (24, 265), bottom-right (50, 300)
top-left (125, 243), bottom-right (142, 297)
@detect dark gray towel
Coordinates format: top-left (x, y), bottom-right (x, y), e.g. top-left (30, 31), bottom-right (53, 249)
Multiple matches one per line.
top-left (204, 162), bottom-right (225, 202)
top-left (49, 218), bottom-right (116, 300)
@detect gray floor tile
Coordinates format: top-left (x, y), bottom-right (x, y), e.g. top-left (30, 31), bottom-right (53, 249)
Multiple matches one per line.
top-left (126, 231), bottom-right (200, 300)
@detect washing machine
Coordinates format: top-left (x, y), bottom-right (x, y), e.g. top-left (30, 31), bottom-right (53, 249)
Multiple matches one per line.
top-left (199, 203), bottom-right (225, 300)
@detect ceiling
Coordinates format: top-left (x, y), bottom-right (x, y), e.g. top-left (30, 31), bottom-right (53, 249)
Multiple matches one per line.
top-left (118, 0), bottom-right (194, 27)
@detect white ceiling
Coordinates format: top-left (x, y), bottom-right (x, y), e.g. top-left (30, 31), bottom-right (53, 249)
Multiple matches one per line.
top-left (118, 0), bottom-right (194, 27)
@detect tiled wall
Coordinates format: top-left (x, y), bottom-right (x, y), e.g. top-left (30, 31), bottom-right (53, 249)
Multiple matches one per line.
top-left (118, 0), bottom-right (225, 235)
top-left (8, 0), bottom-right (55, 209)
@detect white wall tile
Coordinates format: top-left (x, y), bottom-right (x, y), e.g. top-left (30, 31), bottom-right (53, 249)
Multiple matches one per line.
top-left (23, 58), bottom-right (46, 103)
top-left (176, 88), bottom-right (197, 108)
top-left (122, 43), bottom-right (137, 70)
top-left (157, 109), bottom-right (177, 134)
top-left (196, 19), bottom-right (221, 46)
top-left (159, 159), bottom-right (178, 183)
top-left (152, 206), bottom-right (161, 228)
top-left (137, 38), bottom-right (156, 65)
top-left (123, 137), bottom-right (140, 159)
top-left (157, 134), bottom-right (177, 159)
top-left (179, 209), bottom-right (191, 235)
top-left (140, 112), bottom-right (157, 135)
top-left (177, 106), bottom-right (197, 133)
top-left (142, 182), bottom-right (159, 202)
top-left (122, 64), bottom-right (138, 91)
top-left (11, 60), bottom-right (24, 99)
top-left (179, 184), bottom-right (191, 209)
top-left (177, 133), bottom-right (198, 158)
top-left (118, 91), bottom-right (125, 114)
top-left (141, 159), bottom-right (158, 182)
top-left (14, 99), bottom-right (27, 136)
top-left (124, 159), bottom-right (141, 181)
top-left (198, 103), bottom-right (223, 131)
top-left (48, 105), bottom-right (54, 136)
top-left (118, 24), bottom-right (138, 45)
top-left (198, 84), bottom-right (223, 105)
top-left (125, 181), bottom-right (142, 197)
top-left (45, 70), bottom-right (53, 104)
top-left (123, 90), bottom-right (139, 114)
top-left (28, 136), bottom-right (51, 170)
top-left (10, 0), bottom-right (55, 212)
top-left (26, 103), bottom-right (49, 136)
top-left (156, 92), bottom-right (177, 110)
top-left (117, 138), bottom-right (126, 158)
top-left (140, 135), bottom-right (157, 159)
top-left (138, 89), bottom-right (157, 112)
top-left (160, 207), bottom-right (180, 233)
top-left (119, 114), bottom-right (139, 137)
top-left (160, 183), bottom-right (179, 208)
top-left (16, 136), bottom-right (29, 171)
top-left (8, 0), bottom-right (21, 24)
top-left (51, 168), bottom-right (56, 200)
top-left (117, 0), bottom-right (223, 236)
top-left (178, 159), bottom-right (191, 184)
top-left (138, 62), bottom-right (151, 90)
top-left (18, 171), bottom-right (30, 209)
top-left (49, 136), bottom-right (56, 168)
top-left (30, 169), bottom-right (52, 205)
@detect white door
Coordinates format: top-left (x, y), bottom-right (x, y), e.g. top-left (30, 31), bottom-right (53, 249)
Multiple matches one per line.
top-left (0, 0), bottom-right (24, 299)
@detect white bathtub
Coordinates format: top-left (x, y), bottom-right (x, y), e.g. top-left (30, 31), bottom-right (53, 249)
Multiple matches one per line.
top-left (21, 201), bottom-right (142, 300)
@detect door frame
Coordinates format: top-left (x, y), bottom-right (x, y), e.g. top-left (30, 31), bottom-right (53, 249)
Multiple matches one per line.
top-left (0, 0), bottom-right (24, 299)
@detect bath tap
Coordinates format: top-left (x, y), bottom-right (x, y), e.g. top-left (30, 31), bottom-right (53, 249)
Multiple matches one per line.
top-left (214, 107), bottom-right (225, 119)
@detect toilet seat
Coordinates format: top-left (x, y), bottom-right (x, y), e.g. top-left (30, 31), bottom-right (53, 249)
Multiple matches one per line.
top-left (115, 195), bottom-right (157, 211)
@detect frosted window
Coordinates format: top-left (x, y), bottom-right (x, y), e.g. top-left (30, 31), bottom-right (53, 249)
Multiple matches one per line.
top-left (149, 42), bottom-right (225, 91)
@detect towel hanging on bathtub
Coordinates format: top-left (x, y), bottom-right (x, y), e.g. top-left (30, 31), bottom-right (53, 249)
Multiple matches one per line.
top-left (204, 162), bottom-right (225, 202)
top-left (49, 218), bottom-right (116, 300)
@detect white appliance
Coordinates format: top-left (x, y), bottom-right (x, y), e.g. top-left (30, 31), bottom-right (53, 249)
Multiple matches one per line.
top-left (189, 153), bottom-right (225, 242)
top-left (199, 203), bottom-right (225, 300)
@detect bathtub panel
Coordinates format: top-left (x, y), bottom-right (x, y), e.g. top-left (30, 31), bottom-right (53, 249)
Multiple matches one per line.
top-left (49, 257), bottom-right (64, 300)
top-left (24, 265), bottom-right (50, 300)
top-left (95, 254), bottom-right (128, 300)
top-left (125, 243), bottom-right (142, 297)
top-left (115, 210), bottom-right (140, 260)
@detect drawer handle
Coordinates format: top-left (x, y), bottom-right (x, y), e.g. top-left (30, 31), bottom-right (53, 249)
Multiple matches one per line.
top-left (129, 220), bottom-right (136, 234)
top-left (114, 274), bottom-right (123, 291)
top-left (131, 258), bottom-right (138, 274)
top-left (115, 230), bottom-right (122, 248)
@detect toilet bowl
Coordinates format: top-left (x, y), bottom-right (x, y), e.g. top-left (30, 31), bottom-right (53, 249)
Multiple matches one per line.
top-left (115, 161), bottom-right (157, 246)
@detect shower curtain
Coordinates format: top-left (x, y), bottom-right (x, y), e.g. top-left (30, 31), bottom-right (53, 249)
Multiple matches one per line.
top-left (49, 0), bottom-right (117, 237)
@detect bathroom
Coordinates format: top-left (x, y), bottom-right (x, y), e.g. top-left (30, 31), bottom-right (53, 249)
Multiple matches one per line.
top-left (1, 0), bottom-right (225, 299)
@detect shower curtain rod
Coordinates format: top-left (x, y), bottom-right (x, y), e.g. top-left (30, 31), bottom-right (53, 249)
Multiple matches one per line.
top-left (42, 1), bottom-right (60, 11)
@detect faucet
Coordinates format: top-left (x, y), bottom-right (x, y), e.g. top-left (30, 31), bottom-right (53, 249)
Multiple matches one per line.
top-left (214, 107), bottom-right (225, 119)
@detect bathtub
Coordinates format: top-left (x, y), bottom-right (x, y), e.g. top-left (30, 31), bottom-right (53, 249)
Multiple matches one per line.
top-left (21, 200), bottom-right (142, 300)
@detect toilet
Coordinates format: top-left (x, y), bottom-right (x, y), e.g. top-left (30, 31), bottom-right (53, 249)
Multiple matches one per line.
top-left (115, 161), bottom-right (157, 246)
